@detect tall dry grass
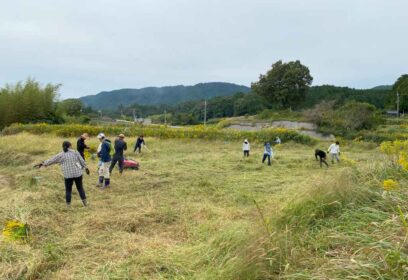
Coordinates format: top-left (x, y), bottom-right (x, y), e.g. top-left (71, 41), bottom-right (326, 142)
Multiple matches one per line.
top-left (0, 132), bottom-right (405, 279)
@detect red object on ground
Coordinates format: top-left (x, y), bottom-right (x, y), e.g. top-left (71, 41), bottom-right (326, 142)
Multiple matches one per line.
top-left (123, 159), bottom-right (140, 170)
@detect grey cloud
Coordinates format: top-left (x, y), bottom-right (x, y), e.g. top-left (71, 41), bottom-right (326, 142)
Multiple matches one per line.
top-left (0, 0), bottom-right (407, 98)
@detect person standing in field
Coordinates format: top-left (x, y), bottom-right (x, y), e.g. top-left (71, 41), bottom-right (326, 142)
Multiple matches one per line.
top-left (134, 135), bottom-right (146, 153)
top-left (275, 136), bottom-right (282, 145)
top-left (97, 133), bottom-right (112, 189)
top-left (328, 141), bottom-right (341, 164)
top-left (109, 134), bottom-right (127, 174)
top-left (36, 141), bottom-right (89, 207)
top-left (76, 133), bottom-right (90, 160)
top-left (243, 139), bottom-right (250, 157)
top-left (262, 142), bottom-right (273, 166)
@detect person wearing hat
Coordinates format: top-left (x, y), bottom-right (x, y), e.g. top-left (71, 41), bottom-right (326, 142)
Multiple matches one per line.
top-left (77, 133), bottom-right (90, 160)
top-left (97, 133), bottom-right (112, 188)
top-left (243, 139), bottom-right (250, 157)
top-left (109, 133), bottom-right (127, 174)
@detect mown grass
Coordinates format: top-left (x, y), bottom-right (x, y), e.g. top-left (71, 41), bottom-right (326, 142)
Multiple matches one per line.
top-left (0, 132), bottom-right (407, 279)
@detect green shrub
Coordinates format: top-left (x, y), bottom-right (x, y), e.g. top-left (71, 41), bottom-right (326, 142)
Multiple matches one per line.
top-left (305, 101), bottom-right (385, 139)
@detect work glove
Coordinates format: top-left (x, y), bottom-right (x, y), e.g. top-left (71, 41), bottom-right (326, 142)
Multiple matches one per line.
top-left (85, 167), bottom-right (90, 175)
top-left (34, 163), bottom-right (43, 168)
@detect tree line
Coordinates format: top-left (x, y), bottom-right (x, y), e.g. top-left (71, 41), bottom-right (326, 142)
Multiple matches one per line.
top-left (1, 61), bottom-right (407, 129)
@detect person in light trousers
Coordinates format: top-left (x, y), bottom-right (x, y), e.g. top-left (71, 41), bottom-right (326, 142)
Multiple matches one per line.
top-left (328, 141), bottom-right (341, 164)
top-left (97, 133), bottom-right (112, 189)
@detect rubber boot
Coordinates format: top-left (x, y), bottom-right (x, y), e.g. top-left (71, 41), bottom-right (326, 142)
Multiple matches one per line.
top-left (101, 178), bottom-right (110, 190)
top-left (97, 176), bottom-right (104, 187)
top-left (82, 199), bottom-right (87, 207)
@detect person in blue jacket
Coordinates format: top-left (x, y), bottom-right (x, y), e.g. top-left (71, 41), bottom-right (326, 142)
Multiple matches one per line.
top-left (97, 133), bottom-right (112, 189)
top-left (262, 142), bottom-right (273, 166)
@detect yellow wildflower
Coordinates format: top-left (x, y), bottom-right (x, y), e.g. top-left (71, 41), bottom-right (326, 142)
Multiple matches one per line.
top-left (2, 220), bottom-right (29, 241)
top-left (383, 179), bottom-right (400, 191)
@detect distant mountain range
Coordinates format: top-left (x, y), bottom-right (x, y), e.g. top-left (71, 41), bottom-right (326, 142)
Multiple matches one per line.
top-left (80, 82), bottom-right (250, 110)
top-left (371, 85), bottom-right (392, 90)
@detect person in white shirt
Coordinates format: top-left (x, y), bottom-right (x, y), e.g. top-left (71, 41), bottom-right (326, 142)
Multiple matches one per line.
top-left (327, 141), bottom-right (340, 164)
top-left (275, 137), bottom-right (281, 145)
top-left (243, 139), bottom-right (250, 157)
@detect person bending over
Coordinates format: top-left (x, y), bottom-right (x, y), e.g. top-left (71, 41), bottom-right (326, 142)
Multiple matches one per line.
top-left (134, 135), bottom-right (146, 153)
top-left (315, 149), bottom-right (329, 168)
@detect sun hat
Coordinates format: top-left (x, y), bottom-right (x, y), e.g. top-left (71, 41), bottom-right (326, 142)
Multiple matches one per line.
top-left (118, 133), bottom-right (125, 138)
top-left (82, 133), bottom-right (89, 139)
top-left (97, 133), bottom-right (105, 139)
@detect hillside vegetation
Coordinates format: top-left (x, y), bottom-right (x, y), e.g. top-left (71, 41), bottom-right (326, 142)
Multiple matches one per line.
top-left (1, 132), bottom-right (408, 279)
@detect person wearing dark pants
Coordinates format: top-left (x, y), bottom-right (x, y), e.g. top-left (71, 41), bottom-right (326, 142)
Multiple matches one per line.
top-left (110, 134), bottom-right (127, 174)
top-left (76, 133), bottom-right (89, 160)
top-left (262, 142), bottom-right (273, 166)
top-left (36, 141), bottom-right (90, 207)
top-left (64, 176), bottom-right (86, 204)
top-left (315, 149), bottom-right (329, 168)
top-left (243, 139), bottom-right (250, 157)
top-left (134, 135), bottom-right (146, 153)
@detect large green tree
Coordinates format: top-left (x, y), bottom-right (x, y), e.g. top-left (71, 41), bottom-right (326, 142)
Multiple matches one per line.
top-left (390, 74), bottom-right (408, 113)
top-left (59, 98), bottom-right (84, 116)
top-left (251, 60), bottom-right (313, 109)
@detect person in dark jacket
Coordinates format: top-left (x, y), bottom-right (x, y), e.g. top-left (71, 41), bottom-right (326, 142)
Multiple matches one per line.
top-left (134, 135), bottom-right (146, 153)
top-left (315, 149), bottom-right (329, 168)
top-left (97, 133), bottom-right (112, 189)
top-left (36, 141), bottom-right (90, 207)
top-left (109, 134), bottom-right (127, 174)
top-left (76, 133), bottom-right (89, 160)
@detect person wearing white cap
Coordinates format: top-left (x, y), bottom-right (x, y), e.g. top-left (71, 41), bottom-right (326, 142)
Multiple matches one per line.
top-left (97, 133), bottom-right (112, 189)
top-left (243, 139), bottom-right (250, 157)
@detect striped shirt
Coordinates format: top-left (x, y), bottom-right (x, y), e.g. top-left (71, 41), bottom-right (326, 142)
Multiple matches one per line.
top-left (43, 149), bottom-right (87, 179)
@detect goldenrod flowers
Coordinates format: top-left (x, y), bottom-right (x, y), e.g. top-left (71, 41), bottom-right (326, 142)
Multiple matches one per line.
top-left (380, 140), bottom-right (408, 171)
top-left (2, 220), bottom-right (29, 241)
top-left (383, 179), bottom-right (400, 191)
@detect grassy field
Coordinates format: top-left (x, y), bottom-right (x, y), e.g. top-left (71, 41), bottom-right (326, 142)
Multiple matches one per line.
top-left (1, 133), bottom-right (408, 279)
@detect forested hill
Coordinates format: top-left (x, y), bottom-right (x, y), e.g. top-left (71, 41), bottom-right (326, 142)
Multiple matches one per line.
top-left (371, 85), bottom-right (392, 90)
top-left (80, 82), bottom-right (250, 110)
top-left (303, 85), bottom-right (391, 108)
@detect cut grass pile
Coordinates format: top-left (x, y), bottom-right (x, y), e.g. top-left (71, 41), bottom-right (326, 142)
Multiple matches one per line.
top-left (0, 132), bottom-right (407, 279)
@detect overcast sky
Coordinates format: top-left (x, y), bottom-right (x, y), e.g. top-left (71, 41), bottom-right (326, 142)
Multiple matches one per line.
top-left (0, 0), bottom-right (407, 99)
